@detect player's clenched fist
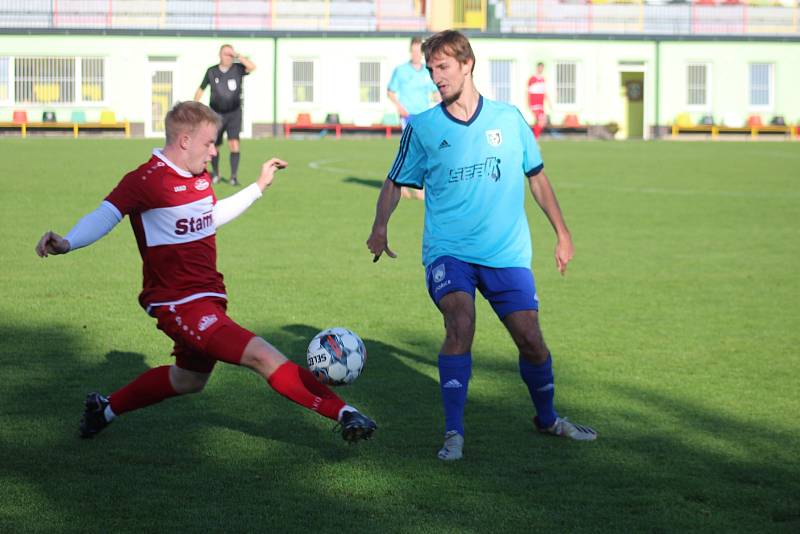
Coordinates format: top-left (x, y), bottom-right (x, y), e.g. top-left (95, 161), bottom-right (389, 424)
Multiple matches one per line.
top-left (36, 231), bottom-right (70, 257)
top-left (256, 158), bottom-right (288, 191)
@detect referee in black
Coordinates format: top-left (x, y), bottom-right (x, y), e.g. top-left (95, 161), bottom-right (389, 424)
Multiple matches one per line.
top-left (194, 44), bottom-right (256, 186)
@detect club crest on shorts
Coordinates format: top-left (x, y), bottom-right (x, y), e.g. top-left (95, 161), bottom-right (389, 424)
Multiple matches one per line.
top-left (433, 263), bottom-right (446, 283)
top-left (485, 129), bottom-right (502, 146)
top-left (197, 314), bottom-right (218, 332)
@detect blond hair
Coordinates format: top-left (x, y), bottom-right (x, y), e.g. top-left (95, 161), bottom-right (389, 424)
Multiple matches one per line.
top-left (165, 101), bottom-right (221, 145)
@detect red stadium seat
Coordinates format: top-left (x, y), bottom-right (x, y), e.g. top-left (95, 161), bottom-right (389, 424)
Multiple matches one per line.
top-left (295, 113), bottom-right (312, 126)
top-left (747, 114), bottom-right (763, 128)
top-left (12, 110), bottom-right (28, 124)
top-left (563, 114), bottom-right (581, 128)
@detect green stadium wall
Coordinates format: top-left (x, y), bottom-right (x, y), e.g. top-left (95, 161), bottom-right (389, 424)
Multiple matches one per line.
top-left (1, 33), bottom-right (798, 138)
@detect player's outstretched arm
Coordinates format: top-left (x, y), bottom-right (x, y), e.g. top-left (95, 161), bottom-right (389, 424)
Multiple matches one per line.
top-left (36, 202), bottom-right (122, 258)
top-left (367, 179), bottom-right (401, 262)
top-left (528, 170), bottom-right (574, 275)
top-left (213, 158), bottom-right (288, 229)
top-left (193, 87), bottom-right (204, 102)
top-left (35, 231), bottom-right (70, 257)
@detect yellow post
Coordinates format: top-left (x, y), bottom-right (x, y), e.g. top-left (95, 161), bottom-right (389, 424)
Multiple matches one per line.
top-left (794, 0), bottom-right (798, 32)
top-left (638, 0), bottom-right (644, 33)
top-left (73, 124), bottom-right (79, 138)
top-left (124, 121), bottom-right (131, 138)
top-left (21, 123), bottom-right (27, 138)
top-left (159, 0), bottom-right (166, 28)
top-left (428, 1), bottom-right (454, 31)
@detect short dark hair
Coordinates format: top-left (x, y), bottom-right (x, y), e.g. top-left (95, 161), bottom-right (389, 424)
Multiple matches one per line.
top-left (410, 36), bottom-right (423, 46)
top-left (537, 62), bottom-right (544, 68)
top-left (422, 30), bottom-right (475, 73)
top-left (165, 101), bottom-right (221, 145)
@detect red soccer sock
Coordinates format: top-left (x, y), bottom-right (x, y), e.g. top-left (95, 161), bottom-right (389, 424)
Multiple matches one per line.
top-left (108, 365), bottom-right (179, 416)
top-left (533, 123), bottom-right (543, 139)
top-left (267, 361), bottom-right (345, 421)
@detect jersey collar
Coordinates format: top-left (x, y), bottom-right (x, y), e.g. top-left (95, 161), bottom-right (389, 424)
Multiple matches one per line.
top-left (441, 95), bottom-right (483, 126)
top-left (153, 148), bottom-right (193, 178)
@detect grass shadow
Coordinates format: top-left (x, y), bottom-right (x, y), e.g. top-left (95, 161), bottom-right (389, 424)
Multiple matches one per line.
top-left (342, 176), bottom-right (384, 189)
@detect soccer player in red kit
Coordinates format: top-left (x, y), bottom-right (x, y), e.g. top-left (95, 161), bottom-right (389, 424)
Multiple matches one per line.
top-left (35, 101), bottom-right (377, 442)
top-left (527, 62), bottom-right (548, 140)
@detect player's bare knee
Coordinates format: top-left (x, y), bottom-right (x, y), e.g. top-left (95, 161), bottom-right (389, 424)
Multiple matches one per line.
top-left (445, 314), bottom-right (474, 341)
top-left (241, 337), bottom-right (288, 378)
top-left (169, 366), bottom-right (210, 394)
top-left (443, 316), bottom-right (475, 354)
top-left (518, 339), bottom-right (549, 364)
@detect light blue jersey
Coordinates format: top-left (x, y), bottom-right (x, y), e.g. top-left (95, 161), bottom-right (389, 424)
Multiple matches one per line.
top-left (387, 62), bottom-right (438, 115)
top-left (388, 96), bottom-right (544, 268)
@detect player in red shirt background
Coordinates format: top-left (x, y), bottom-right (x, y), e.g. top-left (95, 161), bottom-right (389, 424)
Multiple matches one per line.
top-left (527, 62), bottom-right (549, 140)
top-left (35, 101), bottom-right (377, 442)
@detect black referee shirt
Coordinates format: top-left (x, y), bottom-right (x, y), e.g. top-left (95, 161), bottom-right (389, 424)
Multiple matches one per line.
top-left (200, 63), bottom-right (249, 113)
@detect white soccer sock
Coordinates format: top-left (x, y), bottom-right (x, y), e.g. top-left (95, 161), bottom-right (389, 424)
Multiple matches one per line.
top-left (104, 405), bottom-right (117, 422)
top-left (338, 405), bottom-right (356, 421)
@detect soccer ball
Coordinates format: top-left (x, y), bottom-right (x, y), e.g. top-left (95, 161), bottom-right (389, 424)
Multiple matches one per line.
top-left (306, 327), bottom-right (367, 386)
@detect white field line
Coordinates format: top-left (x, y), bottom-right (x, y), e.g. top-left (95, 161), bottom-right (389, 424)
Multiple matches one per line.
top-left (308, 158), bottom-right (357, 174)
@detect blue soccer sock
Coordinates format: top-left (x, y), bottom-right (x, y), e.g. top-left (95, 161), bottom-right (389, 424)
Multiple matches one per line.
top-left (519, 354), bottom-right (558, 428)
top-left (438, 352), bottom-right (472, 436)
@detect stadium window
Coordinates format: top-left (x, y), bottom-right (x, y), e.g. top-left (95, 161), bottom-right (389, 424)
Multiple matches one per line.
top-left (15, 57), bottom-right (75, 104)
top-left (749, 63), bottom-right (772, 109)
top-left (81, 57), bottom-right (104, 102)
top-left (555, 61), bottom-right (577, 106)
top-left (12, 56), bottom-right (104, 105)
top-left (292, 60), bottom-right (314, 103)
top-left (359, 61), bottom-right (381, 103)
top-left (0, 57), bottom-right (9, 102)
top-left (687, 63), bottom-right (709, 108)
top-left (489, 59), bottom-right (512, 103)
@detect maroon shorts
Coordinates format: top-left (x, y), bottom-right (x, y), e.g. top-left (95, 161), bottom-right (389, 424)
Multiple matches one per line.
top-left (153, 298), bottom-right (255, 373)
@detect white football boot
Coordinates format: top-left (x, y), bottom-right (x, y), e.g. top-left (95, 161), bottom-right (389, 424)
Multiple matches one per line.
top-left (437, 430), bottom-right (464, 461)
top-left (536, 416), bottom-right (597, 441)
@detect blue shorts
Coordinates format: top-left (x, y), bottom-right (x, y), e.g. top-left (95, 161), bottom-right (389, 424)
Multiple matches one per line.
top-left (425, 256), bottom-right (539, 319)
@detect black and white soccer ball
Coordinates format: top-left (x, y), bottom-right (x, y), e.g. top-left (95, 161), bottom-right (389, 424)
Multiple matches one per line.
top-left (306, 327), bottom-right (367, 386)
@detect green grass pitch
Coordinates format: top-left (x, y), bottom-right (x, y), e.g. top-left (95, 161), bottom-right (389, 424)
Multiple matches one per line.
top-left (1, 137), bottom-right (798, 532)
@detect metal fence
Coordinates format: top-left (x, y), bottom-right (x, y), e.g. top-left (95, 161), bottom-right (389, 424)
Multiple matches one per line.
top-left (0, 0), bottom-right (797, 36)
top-left (500, 0), bottom-right (800, 36)
top-left (0, 0), bottom-right (427, 32)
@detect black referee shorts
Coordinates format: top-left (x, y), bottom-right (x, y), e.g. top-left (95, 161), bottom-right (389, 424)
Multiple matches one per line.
top-left (215, 108), bottom-right (243, 144)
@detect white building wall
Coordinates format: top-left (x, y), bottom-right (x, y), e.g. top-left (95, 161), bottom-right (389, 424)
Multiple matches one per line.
top-left (1, 34), bottom-right (798, 137)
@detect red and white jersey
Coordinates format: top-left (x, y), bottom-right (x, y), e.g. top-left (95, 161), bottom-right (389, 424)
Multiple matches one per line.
top-left (527, 74), bottom-right (546, 108)
top-left (105, 149), bottom-right (225, 313)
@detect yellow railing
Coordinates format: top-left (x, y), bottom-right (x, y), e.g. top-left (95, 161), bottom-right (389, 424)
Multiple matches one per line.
top-left (453, 0), bottom-right (487, 31)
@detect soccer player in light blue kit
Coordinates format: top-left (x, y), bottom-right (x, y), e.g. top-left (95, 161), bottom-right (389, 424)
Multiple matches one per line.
top-left (367, 30), bottom-right (597, 461)
top-left (387, 36), bottom-right (440, 200)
